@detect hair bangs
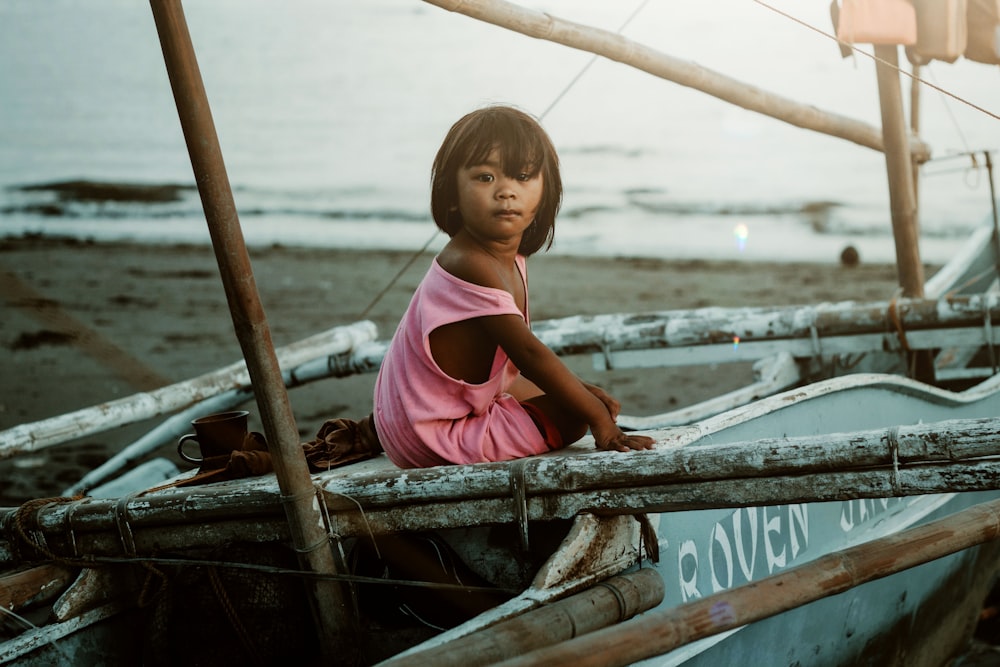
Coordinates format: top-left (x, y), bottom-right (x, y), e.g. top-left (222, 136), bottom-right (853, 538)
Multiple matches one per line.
top-left (431, 105), bottom-right (562, 255)
top-left (461, 115), bottom-right (546, 179)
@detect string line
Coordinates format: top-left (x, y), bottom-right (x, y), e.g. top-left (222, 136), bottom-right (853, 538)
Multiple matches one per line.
top-left (356, 0), bottom-right (651, 321)
top-left (751, 0), bottom-right (1000, 123)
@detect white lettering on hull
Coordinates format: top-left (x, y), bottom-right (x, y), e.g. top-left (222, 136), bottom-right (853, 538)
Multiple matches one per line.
top-left (678, 504), bottom-right (809, 602)
top-left (675, 497), bottom-right (899, 602)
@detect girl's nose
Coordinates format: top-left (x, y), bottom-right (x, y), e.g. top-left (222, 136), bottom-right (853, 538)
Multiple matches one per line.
top-left (496, 179), bottom-right (516, 199)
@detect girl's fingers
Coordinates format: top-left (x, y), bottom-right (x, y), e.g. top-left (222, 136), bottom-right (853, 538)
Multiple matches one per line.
top-left (599, 432), bottom-right (655, 452)
top-left (627, 434), bottom-right (656, 450)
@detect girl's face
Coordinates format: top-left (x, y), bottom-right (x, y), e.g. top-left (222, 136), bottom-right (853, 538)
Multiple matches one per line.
top-left (455, 148), bottom-right (543, 247)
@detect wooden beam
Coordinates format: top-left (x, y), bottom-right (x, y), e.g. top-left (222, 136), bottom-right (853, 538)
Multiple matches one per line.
top-left (494, 495), bottom-right (1000, 666)
top-left (0, 320), bottom-right (376, 458)
top-left (422, 0), bottom-right (931, 160)
top-left (5, 417), bottom-right (1000, 564)
top-left (148, 0), bottom-right (353, 656)
top-left (0, 564), bottom-right (77, 612)
top-left (381, 569), bottom-right (665, 667)
top-left (874, 44), bottom-right (924, 298)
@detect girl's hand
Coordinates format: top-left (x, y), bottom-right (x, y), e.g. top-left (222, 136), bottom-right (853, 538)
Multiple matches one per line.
top-left (594, 425), bottom-right (655, 453)
top-left (585, 383), bottom-right (620, 419)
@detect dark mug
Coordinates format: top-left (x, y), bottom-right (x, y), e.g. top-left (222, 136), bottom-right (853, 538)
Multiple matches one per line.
top-left (177, 410), bottom-right (250, 464)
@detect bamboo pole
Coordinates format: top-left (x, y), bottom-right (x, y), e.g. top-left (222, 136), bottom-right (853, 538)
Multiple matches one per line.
top-left (0, 321), bottom-right (376, 458)
top-left (148, 1), bottom-right (352, 656)
top-left (422, 0), bottom-right (931, 160)
top-left (8, 456), bottom-right (1000, 566)
top-left (0, 564), bottom-right (77, 613)
top-left (379, 569), bottom-right (664, 667)
top-left (533, 294), bottom-right (1000, 357)
top-left (910, 62), bottom-right (921, 211)
top-left (493, 496), bottom-right (1000, 667)
top-left (986, 152), bottom-right (1000, 281)
top-left (875, 45), bottom-right (925, 298)
top-left (5, 290), bottom-right (993, 460)
top-left (6, 417), bottom-right (1000, 564)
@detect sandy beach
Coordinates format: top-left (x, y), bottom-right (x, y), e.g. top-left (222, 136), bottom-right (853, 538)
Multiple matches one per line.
top-left (0, 236), bottom-right (923, 504)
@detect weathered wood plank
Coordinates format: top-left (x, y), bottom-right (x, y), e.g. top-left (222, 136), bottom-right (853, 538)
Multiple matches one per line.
top-left (497, 495), bottom-right (1000, 667)
top-left (535, 294), bottom-right (1000, 357)
top-left (0, 564), bottom-right (77, 612)
top-left (420, 0), bottom-right (931, 159)
top-left (3, 417), bottom-right (1000, 564)
top-left (0, 321), bottom-right (378, 457)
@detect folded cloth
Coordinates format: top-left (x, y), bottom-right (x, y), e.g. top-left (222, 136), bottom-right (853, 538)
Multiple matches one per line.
top-left (303, 414), bottom-right (383, 471)
top-left (169, 415), bottom-right (383, 488)
top-left (172, 431), bottom-right (271, 487)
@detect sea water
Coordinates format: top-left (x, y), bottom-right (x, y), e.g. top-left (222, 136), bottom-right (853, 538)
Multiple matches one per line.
top-left (0, 0), bottom-right (997, 264)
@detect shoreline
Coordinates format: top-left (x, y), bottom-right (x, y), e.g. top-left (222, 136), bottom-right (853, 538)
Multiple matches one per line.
top-left (0, 235), bottom-right (933, 503)
top-left (2, 221), bottom-right (969, 266)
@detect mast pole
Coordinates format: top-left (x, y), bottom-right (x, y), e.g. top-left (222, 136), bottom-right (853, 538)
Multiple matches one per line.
top-left (148, 1), bottom-right (353, 658)
top-left (910, 61), bottom-right (921, 212)
top-left (874, 44), bottom-right (924, 298)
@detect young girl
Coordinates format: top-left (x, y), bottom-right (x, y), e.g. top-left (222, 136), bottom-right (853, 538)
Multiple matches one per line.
top-left (373, 106), bottom-right (654, 468)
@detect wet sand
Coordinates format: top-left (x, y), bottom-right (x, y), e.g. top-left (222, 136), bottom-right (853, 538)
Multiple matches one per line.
top-left (0, 235), bottom-right (915, 503)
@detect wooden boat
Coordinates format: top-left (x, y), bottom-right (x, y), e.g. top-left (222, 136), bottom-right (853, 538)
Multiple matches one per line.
top-left (3, 1), bottom-right (1000, 665)
top-left (4, 226), bottom-right (999, 666)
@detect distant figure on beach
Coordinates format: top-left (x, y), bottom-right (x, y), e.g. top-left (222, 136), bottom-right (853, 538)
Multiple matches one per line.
top-left (372, 105), bottom-right (655, 468)
top-left (840, 244), bottom-right (860, 267)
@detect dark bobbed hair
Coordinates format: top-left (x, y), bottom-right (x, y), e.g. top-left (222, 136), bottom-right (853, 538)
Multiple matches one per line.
top-left (430, 106), bottom-right (562, 256)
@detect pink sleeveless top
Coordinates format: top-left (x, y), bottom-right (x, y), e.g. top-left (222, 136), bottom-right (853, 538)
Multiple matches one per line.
top-left (373, 256), bottom-right (549, 468)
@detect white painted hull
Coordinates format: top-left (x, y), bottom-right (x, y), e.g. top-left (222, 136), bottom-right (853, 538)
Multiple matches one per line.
top-left (392, 370), bottom-right (1000, 666)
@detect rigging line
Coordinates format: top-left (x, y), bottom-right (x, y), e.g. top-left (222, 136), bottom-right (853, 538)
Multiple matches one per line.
top-left (923, 165), bottom-right (981, 177)
top-left (925, 150), bottom-right (996, 164)
top-left (357, 232), bottom-right (438, 320)
top-left (751, 0), bottom-right (1000, 123)
top-left (81, 554), bottom-right (521, 593)
top-left (925, 66), bottom-right (972, 154)
top-left (538, 0), bottom-right (652, 121)
top-left (355, 0), bottom-right (651, 321)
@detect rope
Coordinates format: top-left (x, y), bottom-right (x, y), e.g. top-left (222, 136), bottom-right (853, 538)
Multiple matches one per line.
top-left (10, 495), bottom-right (174, 614)
top-left (942, 265), bottom-right (1000, 299)
top-left (888, 425), bottom-right (902, 496)
top-left (752, 0), bottom-right (1000, 123)
top-left (114, 492), bottom-right (139, 557)
top-left (887, 293), bottom-right (912, 352)
top-left (924, 66), bottom-right (974, 155)
top-left (323, 490), bottom-right (381, 559)
top-left (538, 0), bottom-right (651, 120)
top-left (138, 561), bottom-right (170, 608)
top-left (357, 231), bottom-right (439, 319)
top-left (354, 0), bottom-right (651, 322)
top-left (509, 458), bottom-right (531, 553)
top-left (10, 496), bottom-right (80, 563)
top-left (58, 552), bottom-right (522, 594)
top-left (208, 565), bottom-right (264, 667)
top-left (984, 298), bottom-right (998, 373)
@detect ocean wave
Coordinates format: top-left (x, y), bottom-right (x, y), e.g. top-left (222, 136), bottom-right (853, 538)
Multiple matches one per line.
top-left (3, 180), bottom-right (430, 224)
top-left (17, 180), bottom-right (193, 203)
top-left (561, 145), bottom-right (649, 158)
top-left (3, 180), bottom-right (980, 245)
top-left (627, 193), bottom-right (842, 218)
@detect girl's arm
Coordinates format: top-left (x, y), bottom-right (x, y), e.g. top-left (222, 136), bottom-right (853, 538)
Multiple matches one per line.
top-left (481, 313), bottom-right (654, 452)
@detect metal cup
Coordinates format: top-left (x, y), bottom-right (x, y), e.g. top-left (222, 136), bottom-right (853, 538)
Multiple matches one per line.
top-left (177, 410), bottom-right (250, 464)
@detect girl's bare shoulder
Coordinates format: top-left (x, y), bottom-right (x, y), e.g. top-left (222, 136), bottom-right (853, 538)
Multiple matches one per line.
top-left (436, 241), bottom-right (504, 291)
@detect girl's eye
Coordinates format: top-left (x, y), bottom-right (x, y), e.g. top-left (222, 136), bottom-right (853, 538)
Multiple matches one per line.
top-left (476, 173), bottom-right (494, 183)
top-left (516, 173), bottom-right (532, 182)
